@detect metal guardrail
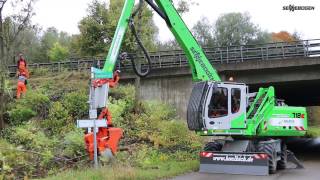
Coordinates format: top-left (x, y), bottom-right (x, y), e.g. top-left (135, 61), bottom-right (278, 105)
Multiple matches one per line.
top-left (7, 39), bottom-right (320, 75)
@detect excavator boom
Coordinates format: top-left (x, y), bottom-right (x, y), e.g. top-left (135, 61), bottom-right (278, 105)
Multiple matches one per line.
top-left (95, 0), bottom-right (221, 82)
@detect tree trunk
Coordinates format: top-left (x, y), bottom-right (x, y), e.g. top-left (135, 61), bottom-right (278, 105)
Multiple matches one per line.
top-left (135, 75), bottom-right (140, 101)
top-left (0, 10), bottom-right (4, 69)
top-left (134, 62), bottom-right (141, 102)
top-left (0, 75), bottom-right (4, 129)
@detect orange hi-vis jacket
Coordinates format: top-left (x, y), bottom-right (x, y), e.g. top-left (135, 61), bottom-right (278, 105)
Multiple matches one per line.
top-left (18, 59), bottom-right (29, 78)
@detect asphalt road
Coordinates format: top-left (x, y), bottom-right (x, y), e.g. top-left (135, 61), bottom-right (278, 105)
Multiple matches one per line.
top-left (172, 138), bottom-right (320, 180)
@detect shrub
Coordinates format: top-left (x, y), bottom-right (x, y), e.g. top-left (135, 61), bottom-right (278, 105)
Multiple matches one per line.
top-left (60, 129), bottom-right (86, 158)
top-left (24, 91), bottom-right (51, 118)
top-left (108, 97), bottom-right (130, 127)
top-left (31, 68), bottom-right (50, 77)
top-left (109, 85), bottom-right (135, 102)
top-left (2, 83), bottom-right (203, 179)
top-left (144, 101), bottom-right (177, 121)
top-left (7, 107), bottom-right (36, 125)
top-left (7, 91), bottom-right (50, 125)
top-left (62, 91), bottom-right (88, 120)
top-left (41, 102), bottom-right (72, 135)
top-left (115, 98), bottom-right (202, 157)
top-left (6, 122), bottom-right (57, 151)
top-left (0, 139), bottom-right (34, 178)
top-left (157, 120), bottom-right (202, 152)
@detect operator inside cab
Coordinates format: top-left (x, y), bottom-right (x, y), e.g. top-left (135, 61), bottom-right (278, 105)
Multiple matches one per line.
top-left (208, 88), bottom-right (228, 118)
top-left (207, 87), bottom-right (242, 118)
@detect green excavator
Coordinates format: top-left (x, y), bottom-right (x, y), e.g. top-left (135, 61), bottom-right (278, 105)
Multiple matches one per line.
top-left (80, 0), bottom-right (307, 175)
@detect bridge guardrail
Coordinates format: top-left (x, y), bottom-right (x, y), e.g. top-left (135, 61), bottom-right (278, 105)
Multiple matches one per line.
top-left (7, 39), bottom-right (320, 76)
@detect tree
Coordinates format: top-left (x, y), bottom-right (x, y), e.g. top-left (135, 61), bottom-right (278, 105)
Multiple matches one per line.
top-left (0, 0), bottom-right (36, 69)
top-left (78, 0), bottom-right (158, 56)
top-left (156, 39), bottom-right (179, 51)
top-left (174, 0), bottom-right (198, 14)
top-left (192, 17), bottom-right (214, 47)
top-left (39, 27), bottom-right (59, 61)
top-left (248, 30), bottom-right (272, 45)
top-left (214, 12), bottom-right (266, 46)
top-left (36, 27), bottom-right (73, 62)
top-left (48, 42), bottom-right (69, 62)
top-left (2, 23), bottom-right (43, 63)
top-left (77, 0), bottom-right (110, 56)
top-left (271, 31), bottom-right (300, 43)
top-left (68, 34), bottom-right (82, 57)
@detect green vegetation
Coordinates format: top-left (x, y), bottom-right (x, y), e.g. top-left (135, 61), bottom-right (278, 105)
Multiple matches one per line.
top-left (44, 160), bottom-right (199, 180)
top-left (48, 42), bottom-right (70, 62)
top-left (78, 0), bottom-right (157, 56)
top-left (190, 12), bottom-right (301, 48)
top-left (0, 71), bottom-right (202, 179)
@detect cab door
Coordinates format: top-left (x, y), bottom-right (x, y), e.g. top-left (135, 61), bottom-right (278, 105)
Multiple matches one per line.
top-left (203, 82), bottom-right (247, 130)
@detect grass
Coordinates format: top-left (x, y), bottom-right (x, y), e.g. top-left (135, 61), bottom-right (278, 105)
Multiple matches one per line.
top-left (9, 71), bottom-right (90, 93)
top-left (42, 160), bottom-right (199, 180)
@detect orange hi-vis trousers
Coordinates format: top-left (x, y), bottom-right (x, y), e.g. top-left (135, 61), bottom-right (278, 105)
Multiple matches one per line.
top-left (16, 81), bottom-right (27, 99)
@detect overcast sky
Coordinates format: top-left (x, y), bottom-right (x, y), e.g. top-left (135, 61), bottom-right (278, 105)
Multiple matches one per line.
top-left (4, 0), bottom-right (320, 41)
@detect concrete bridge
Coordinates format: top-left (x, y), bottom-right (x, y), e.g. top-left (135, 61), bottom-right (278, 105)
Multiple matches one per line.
top-left (7, 39), bottom-right (320, 119)
top-left (121, 56), bottom-right (320, 118)
top-left (119, 39), bottom-right (320, 118)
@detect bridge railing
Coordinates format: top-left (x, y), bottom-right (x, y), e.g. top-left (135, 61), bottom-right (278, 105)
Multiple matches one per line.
top-left (7, 39), bottom-right (320, 75)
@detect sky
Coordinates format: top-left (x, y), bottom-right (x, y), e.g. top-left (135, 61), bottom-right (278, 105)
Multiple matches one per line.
top-left (3, 0), bottom-right (320, 42)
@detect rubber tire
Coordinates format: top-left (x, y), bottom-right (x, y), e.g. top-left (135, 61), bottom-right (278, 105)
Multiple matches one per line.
top-left (204, 142), bottom-right (223, 151)
top-left (277, 143), bottom-right (287, 170)
top-left (187, 82), bottom-right (208, 130)
top-left (257, 142), bottom-right (277, 174)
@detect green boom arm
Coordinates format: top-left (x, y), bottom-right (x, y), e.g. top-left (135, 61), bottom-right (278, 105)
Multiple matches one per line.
top-left (102, 0), bottom-right (135, 74)
top-left (99, 0), bottom-right (221, 82)
top-left (153, 0), bottom-right (220, 81)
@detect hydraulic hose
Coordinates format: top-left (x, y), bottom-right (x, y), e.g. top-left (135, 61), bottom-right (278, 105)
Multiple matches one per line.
top-left (128, 0), bottom-right (152, 77)
top-left (129, 21), bottom-right (152, 77)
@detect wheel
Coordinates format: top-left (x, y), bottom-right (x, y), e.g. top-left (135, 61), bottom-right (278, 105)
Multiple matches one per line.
top-left (277, 143), bottom-right (287, 170)
top-left (257, 142), bottom-right (277, 174)
top-left (204, 142), bottom-right (222, 151)
top-left (187, 82), bottom-right (208, 130)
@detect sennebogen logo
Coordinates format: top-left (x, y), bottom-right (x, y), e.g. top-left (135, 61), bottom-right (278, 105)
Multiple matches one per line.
top-left (283, 4), bottom-right (315, 12)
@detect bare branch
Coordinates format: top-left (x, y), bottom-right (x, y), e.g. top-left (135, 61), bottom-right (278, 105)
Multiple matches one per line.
top-left (11, 0), bottom-right (34, 42)
top-left (0, 0), bottom-right (7, 11)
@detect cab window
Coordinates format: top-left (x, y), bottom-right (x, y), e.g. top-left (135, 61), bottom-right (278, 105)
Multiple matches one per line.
top-left (231, 88), bottom-right (241, 114)
top-left (208, 87), bottom-right (228, 118)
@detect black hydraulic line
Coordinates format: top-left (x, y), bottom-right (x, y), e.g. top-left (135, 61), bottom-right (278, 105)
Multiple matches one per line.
top-left (129, 19), bottom-right (152, 77)
top-left (132, 0), bottom-right (144, 18)
top-left (128, 0), bottom-right (152, 77)
top-left (144, 0), bottom-right (171, 26)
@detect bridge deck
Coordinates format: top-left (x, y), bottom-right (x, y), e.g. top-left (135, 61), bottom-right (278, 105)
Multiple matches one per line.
top-left (6, 39), bottom-right (320, 76)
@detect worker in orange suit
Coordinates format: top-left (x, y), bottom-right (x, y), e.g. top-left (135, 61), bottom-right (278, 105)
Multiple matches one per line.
top-left (16, 72), bottom-right (27, 99)
top-left (16, 53), bottom-right (29, 78)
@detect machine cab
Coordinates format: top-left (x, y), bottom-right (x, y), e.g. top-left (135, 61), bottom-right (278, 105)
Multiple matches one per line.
top-left (187, 81), bottom-right (248, 131)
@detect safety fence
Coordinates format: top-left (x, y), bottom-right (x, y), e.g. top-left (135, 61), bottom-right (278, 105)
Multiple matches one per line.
top-left (7, 39), bottom-right (320, 76)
